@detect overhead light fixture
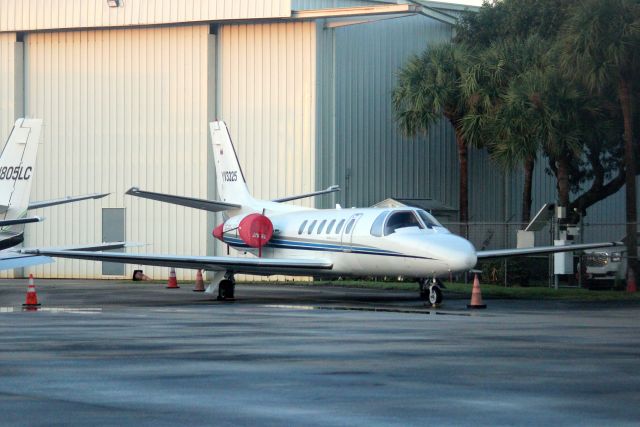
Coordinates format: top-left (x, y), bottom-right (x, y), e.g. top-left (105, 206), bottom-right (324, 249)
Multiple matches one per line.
top-left (107, 0), bottom-right (121, 7)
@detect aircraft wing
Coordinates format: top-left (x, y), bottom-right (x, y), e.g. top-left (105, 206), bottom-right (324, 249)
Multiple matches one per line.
top-left (54, 241), bottom-right (130, 252)
top-left (17, 249), bottom-right (334, 275)
top-left (0, 216), bottom-right (43, 226)
top-left (273, 185), bottom-right (340, 203)
top-left (28, 192), bottom-right (109, 210)
top-left (0, 253), bottom-right (54, 270)
top-left (0, 242), bottom-right (128, 271)
top-left (476, 241), bottom-right (622, 259)
top-left (126, 187), bottom-right (241, 212)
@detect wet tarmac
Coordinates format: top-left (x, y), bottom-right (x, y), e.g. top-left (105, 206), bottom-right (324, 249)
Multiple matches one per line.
top-left (1, 279), bottom-right (639, 426)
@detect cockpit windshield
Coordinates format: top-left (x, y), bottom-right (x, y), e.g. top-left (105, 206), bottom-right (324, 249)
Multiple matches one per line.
top-left (416, 210), bottom-right (443, 228)
top-left (384, 211), bottom-right (424, 235)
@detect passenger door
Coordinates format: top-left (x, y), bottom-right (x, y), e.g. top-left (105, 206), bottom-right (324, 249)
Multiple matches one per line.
top-left (340, 213), bottom-right (363, 252)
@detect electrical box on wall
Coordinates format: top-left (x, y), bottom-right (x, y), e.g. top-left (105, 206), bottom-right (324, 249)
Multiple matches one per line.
top-left (517, 230), bottom-right (535, 248)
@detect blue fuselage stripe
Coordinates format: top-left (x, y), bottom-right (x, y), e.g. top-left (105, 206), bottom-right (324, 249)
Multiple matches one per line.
top-left (221, 236), bottom-right (432, 260)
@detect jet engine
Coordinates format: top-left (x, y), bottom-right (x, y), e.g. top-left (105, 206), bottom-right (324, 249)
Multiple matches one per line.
top-left (213, 212), bottom-right (274, 248)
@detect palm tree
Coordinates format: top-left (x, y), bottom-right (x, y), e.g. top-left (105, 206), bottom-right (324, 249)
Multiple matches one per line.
top-left (393, 43), bottom-right (472, 226)
top-left (460, 36), bottom-right (548, 224)
top-left (561, 0), bottom-right (640, 289)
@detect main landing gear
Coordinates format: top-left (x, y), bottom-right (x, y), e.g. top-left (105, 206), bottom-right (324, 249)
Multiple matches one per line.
top-left (419, 278), bottom-right (443, 305)
top-left (217, 275), bottom-right (236, 301)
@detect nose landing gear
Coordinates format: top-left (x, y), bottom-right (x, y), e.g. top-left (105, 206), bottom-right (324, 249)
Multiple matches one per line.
top-left (419, 278), bottom-right (443, 305)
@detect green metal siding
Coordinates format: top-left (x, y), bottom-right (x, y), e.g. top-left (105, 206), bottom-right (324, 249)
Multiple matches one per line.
top-left (316, 15), bottom-right (456, 210)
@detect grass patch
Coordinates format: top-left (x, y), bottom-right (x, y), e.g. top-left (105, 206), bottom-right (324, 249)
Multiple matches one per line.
top-left (247, 279), bottom-right (640, 302)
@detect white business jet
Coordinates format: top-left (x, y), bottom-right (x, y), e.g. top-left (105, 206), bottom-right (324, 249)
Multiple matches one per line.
top-left (22, 121), bottom-right (619, 304)
top-left (0, 118), bottom-right (124, 269)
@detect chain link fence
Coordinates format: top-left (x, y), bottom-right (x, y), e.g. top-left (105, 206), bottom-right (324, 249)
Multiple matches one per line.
top-left (441, 222), bottom-right (630, 288)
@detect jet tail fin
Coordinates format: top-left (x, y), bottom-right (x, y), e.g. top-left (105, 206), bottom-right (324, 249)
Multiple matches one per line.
top-left (209, 121), bottom-right (253, 207)
top-left (0, 119), bottom-right (42, 226)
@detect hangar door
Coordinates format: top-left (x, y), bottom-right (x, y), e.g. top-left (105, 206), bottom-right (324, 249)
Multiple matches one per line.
top-left (22, 26), bottom-right (211, 279)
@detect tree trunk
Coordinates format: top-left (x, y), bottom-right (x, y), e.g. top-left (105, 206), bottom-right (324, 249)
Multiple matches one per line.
top-left (521, 155), bottom-right (535, 225)
top-left (555, 155), bottom-right (571, 210)
top-left (456, 131), bottom-right (469, 236)
top-left (619, 78), bottom-right (637, 290)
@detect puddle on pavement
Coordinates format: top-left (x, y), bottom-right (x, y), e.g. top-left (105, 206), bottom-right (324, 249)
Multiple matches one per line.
top-left (262, 304), bottom-right (472, 316)
top-left (0, 306), bottom-right (103, 314)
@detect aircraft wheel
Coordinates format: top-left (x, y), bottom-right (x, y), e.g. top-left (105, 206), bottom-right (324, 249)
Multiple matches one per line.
top-left (428, 285), bottom-right (443, 305)
top-left (218, 279), bottom-right (235, 300)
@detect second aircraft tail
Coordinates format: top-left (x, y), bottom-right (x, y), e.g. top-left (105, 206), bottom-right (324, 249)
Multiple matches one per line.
top-left (0, 119), bottom-right (42, 222)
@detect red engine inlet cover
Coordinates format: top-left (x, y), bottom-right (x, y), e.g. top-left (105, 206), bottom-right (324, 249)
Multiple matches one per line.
top-left (212, 223), bottom-right (224, 240)
top-left (238, 213), bottom-right (274, 248)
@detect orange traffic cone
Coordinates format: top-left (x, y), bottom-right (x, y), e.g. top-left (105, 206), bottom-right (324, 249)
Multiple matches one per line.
top-left (193, 269), bottom-right (205, 292)
top-left (467, 274), bottom-right (487, 309)
top-left (626, 269), bottom-right (637, 293)
top-left (22, 274), bottom-right (41, 309)
top-left (166, 268), bottom-right (180, 289)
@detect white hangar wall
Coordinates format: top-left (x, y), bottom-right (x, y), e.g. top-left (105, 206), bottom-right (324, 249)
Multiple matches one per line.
top-left (217, 21), bottom-right (317, 205)
top-left (0, 33), bottom-right (20, 149)
top-left (0, 0), bottom-right (291, 32)
top-left (23, 26), bottom-right (210, 279)
top-left (0, 33), bottom-right (22, 278)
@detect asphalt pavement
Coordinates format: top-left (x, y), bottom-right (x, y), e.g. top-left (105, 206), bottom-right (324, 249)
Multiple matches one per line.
top-left (1, 279), bottom-right (639, 426)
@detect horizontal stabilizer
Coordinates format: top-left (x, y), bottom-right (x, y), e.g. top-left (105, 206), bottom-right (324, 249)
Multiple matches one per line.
top-left (476, 241), bottom-right (622, 259)
top-left (126, 187), bottom-right (241, 212)
top-left (18, 248), bottom-right (333, 275)
top-left (0, 216), bottom-right (43, 227)
top-left (273, 185), bottom-right (340, 203)
top-left (28, 192), bottom-right (109, 210)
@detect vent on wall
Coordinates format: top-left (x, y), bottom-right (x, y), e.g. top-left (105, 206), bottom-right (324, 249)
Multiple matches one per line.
top-left (107, 0), bottom-right (121, 7)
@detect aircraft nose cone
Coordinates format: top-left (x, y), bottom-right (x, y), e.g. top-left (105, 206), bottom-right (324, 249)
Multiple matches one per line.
top-left (445, 236), bottom-right (477, 272)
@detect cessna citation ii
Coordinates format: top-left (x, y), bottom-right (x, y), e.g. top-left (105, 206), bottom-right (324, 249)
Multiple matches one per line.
top-left (22, 121), bottom-right (619, 304)
top-left (0, 118), bottom-right (125, 270)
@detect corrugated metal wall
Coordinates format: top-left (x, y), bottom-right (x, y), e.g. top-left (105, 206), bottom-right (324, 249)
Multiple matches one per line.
top-left (0, 33), bottom-right (17, 147)
top-left (468, 148), bottom-right (506, 222)
top-left (316, 15), bottom-right (456, 209)
top-left (0, 33), bottom-right (18, 278)
top-left (0, 0), bottom-right (292, 32)
top-left (292, 0), bottom-right (384, 9)
top-left (23, 25), bottom-right (210, 279)
top-left (218, 21), bottom-right (317, 204)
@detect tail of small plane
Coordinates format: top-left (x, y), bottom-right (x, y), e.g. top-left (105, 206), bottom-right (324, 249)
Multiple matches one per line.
top-left (0, 119), bottom-right (42, 237)
top-left (209, 121), bottom-right (253, 207)
top-left (208, 121), bottom-right (312, 215)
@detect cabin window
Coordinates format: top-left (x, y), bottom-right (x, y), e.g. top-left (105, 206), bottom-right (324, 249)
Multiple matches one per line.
top-left (298, 220), bottom-right (308, 235)
top-left (335, 219), bottom-right (346, 234)
top-left (417, 210), bottom-right (442, 228)
top-left (326, 219), bottom-right (336, 234)
top-left (370, 211), bottom-right (389, 237)
top-left (317, 219), bottom-right (327, 234)
top-left (345, 218), bottom-right (356, 234)
top-left (308, 220), bottom-right (318, 234)
top-left (384, 211), bottom-right (423, 236)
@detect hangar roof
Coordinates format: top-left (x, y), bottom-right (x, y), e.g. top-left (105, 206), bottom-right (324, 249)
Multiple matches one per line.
top-left (0, 0), bottom-right (474, 33)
